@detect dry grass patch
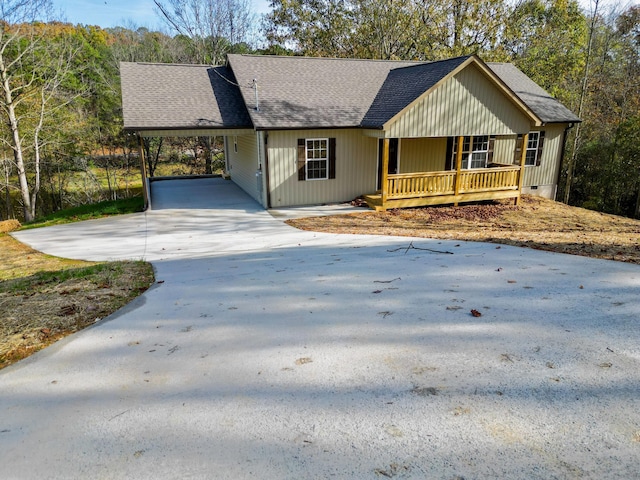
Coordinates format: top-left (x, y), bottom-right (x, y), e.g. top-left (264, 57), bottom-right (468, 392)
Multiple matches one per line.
top-left (287, 196), bottom-right (640, 265)
top-left (0, 234), bottom-right (154, 369)
top-left (0, 219), bottom-right (21, 233)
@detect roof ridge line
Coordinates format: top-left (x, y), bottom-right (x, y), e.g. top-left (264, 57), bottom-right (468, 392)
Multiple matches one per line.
top-left (231, 53), bottom-right (428, 64)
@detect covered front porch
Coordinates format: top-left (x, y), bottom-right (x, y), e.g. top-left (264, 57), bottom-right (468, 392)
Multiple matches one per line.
top-left (364, 135), bottom-right (528, 211)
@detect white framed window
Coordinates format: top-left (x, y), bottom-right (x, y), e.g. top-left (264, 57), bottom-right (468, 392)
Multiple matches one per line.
top-left (525, 132), bottom-right (540, 166)
top-left (451, 135), bottom-right (492, 169)
top-left (516, 131), bottom-right (545, 167)
top-left (305, 138), bottom-right (329, 180)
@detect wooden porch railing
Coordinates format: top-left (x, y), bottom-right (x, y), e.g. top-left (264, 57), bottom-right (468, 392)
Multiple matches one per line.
top-left (458, 166), bottom-right (520, 193)
top-left (386, 166), bottom-right (520, 199)
top-left (387, 171), bottom-right (456, 198)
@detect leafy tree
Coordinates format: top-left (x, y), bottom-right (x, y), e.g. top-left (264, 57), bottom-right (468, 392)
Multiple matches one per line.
top-left (0, 1), bottom-right (87, 221)
top-left (265, 0), bottom-right (510, 60)
top-left (265, 0), bottom-right (356, 57)
top-left (568, 3), bottom-right (640, 217)
top-left (503, 0), bottom-right (587, 103)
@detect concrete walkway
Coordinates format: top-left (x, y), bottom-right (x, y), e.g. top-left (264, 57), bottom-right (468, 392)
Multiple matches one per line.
top-left (2, 178), bottom-right (640, 479)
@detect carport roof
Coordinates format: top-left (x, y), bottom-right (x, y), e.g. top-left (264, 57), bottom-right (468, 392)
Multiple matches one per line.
top-left (120, 62), bottom-right (252, 131)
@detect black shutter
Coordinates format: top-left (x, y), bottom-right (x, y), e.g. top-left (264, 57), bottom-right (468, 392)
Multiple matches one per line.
top-left (297, 138), bottom-right (306, 181)
top-left (445, 137), bottom-right (453, 170)
top-left (487, 135), bottom-right (496, 165)
top-left (535, 131), bottom-right (545, 166)
top-left (328, 138), bottom-right (336, 179)
top-left (514, 134), bottom-right (524, 165)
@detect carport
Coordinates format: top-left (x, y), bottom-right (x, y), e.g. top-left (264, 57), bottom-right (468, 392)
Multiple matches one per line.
top-left (120, 62), bottom-right (256, 210)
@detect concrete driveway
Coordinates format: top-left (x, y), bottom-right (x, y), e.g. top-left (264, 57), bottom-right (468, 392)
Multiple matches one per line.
top-left (2, 178), bottom-right (640, 479)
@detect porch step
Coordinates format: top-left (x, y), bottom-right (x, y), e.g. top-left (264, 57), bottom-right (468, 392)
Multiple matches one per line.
top-left (363, 194), bottom-right (383, 211)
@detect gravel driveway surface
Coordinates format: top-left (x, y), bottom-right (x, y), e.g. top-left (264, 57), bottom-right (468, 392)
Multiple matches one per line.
top-left (2, 178), bottom-right (640, 479)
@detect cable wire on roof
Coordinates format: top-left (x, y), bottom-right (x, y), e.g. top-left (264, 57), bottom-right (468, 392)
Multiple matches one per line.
top-left (211, 67), bottom-right (242, 88)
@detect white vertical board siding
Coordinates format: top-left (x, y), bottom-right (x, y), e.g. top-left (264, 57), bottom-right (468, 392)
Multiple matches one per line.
top-left (400, 138), bottom-right (447, 173)
top-left (226, 134), bottom-right (261, 204)
top-left (268, 129), bottom-right (377, 207)
top-left (388, 64), bottom-right (532, 138)
top-left (523, 125), bottom-right (566, 191)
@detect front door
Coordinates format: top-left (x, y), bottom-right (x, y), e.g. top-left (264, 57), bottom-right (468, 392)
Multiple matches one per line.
top-left (377, 138), bottom-right (399, 190)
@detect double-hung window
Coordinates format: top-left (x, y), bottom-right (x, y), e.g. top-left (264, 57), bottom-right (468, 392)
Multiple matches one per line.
top-left (451, 135), bottom-right (494, 169)
top-left (525, 132), bottom-right (541, 166)
top-left (305, 138), bottom-right (329, 180)
top-left (516, 131), bottom-right (545, 166)
top-left (297, 137), bottom-right (336, 181)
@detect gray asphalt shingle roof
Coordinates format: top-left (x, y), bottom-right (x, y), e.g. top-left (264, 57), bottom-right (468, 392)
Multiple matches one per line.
top-left (487, 63), bottom-right (581, 124)
top-left (226, 54), bottom-right (420, 130)
top-left (120, 62), bottom-right (252, 130)
top-left (120, 55), bottom-right (579, 132)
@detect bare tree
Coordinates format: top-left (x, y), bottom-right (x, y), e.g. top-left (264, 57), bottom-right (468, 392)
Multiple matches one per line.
top-left (153, 0), bottom-right (257, 65)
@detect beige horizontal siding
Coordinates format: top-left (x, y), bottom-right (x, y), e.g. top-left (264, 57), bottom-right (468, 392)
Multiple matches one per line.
top-left (267, 129), bottom-right (377, 207)
top-left (387, 64), bottom-right (532, 138)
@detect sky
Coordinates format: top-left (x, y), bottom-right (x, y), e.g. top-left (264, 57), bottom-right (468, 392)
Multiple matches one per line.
top-left (51, 0), bottom-right (271, 30)
top-left (50, 0), bottom-right (603, 31)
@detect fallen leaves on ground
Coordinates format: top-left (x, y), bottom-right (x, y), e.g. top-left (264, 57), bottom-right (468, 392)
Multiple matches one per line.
top-left (287, 196), bottom-right (640, 265)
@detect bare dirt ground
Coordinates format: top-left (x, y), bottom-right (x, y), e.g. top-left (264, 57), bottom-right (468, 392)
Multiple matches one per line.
top-left (0, 226), bottom-right (154, 369)
top-left (288, 195), bottom-right (640, 265)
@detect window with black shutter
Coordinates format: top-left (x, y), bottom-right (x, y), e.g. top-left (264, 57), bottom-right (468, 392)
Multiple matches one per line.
top-left (297, 137), bottom-right (336, 181)
top-left (522, 131), bottom-right (546, 166)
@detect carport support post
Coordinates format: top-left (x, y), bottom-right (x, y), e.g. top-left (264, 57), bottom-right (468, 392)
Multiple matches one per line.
top-left (516, 133), bottom-right (528, 206)
top-left (453, 135), bottom-right (464, 206)
top-left (381, 138), bottom-right (389, 211)
top-left (137, 134), bottom-right (151, 210)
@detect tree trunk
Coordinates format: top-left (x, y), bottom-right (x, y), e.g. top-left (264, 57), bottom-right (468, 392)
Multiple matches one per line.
top-left (564, 0), bottom-right (599, 205)
top-left (0, 54), bottom-right (33, 221)
top-left (30, 88), bottom-right (48, 220)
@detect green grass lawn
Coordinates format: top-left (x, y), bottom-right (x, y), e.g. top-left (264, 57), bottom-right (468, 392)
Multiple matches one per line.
top-left (22, 196), bottom-right (145, 229)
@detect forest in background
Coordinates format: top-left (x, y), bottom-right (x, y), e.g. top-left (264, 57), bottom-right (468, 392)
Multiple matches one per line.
top-left (0, 0), bottom-right (638, 222)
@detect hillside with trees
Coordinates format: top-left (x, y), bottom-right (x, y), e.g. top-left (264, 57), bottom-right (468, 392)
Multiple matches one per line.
top-left (0, 0), bottom-right (638, 221)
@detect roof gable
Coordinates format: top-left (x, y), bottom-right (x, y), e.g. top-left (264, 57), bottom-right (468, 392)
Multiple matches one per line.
top-left (361, 56), bottom-right (470, 128)
top-left (385, 61), bottom-right (537, 138)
